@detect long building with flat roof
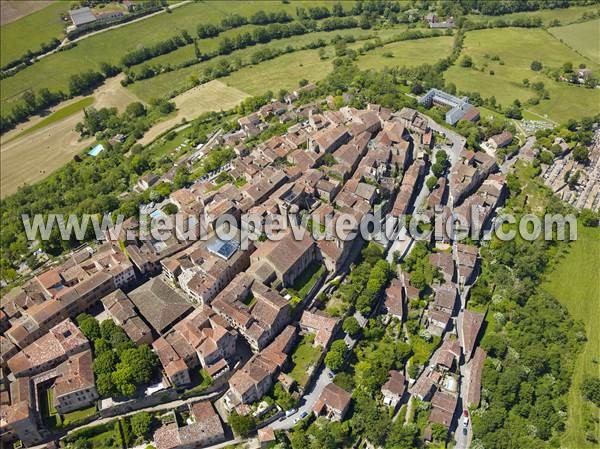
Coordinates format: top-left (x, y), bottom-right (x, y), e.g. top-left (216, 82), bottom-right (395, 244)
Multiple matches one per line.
top-left (419, 88), bottom-right (473, 125)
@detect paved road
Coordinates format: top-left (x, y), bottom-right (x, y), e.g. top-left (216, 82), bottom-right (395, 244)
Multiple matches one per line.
top-left (500, 135), bottom-right (535, 174)
top-left (427, 118), bottom-right (466, 167)
top-left (452, 247), bottom-right (474, 448)
top-left (269, 366), bottom-right (334, 430)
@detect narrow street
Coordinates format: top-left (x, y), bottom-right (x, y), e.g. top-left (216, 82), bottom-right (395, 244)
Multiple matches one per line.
top-left (269, 366), bottom-right (333, 430)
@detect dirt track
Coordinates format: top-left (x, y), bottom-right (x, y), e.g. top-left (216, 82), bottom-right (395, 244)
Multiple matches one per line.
top-left (0, 78), bottom-right (248, 196)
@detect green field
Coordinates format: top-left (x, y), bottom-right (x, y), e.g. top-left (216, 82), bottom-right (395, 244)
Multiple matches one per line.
top-left (466, 4), bottom-right (600, 27)
top-left (131, 23), bottom-right (261, 70)
top-left (543, 224), bottom-right (600, 449)
top-left (444, 27), bottom-right (600, 122)
top-left (223, 47), bottom-right (334, 96)
top-left (61, 404), bottom-right (97, 427)
top-left (126, 26), bottom-right (409, 101)
top-left (0, 2), bottom-right (70, 67)
top-left (354, 35), bottom-right (454, 71)
top-left (221, 34), bottom-right (452, 97)
top-left (0, 1), bottom-right (351, 107)
top-left (8, 96), bottom-right (94, 142)
top-left (549, 19), bottom-right (600, 64)
top-left (131, 11), bottom-right (398, 73)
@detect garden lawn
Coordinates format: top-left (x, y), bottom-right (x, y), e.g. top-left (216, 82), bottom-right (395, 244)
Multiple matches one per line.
top-left (180, 369), bottom-right (214, 399)
top-left (290, 262), bottom-right (326, 299)
top-left (444, 27), bottom-right (600, 123)
top-left (543, 224), bottom-right (600, 449)
top-left (549, 19), bottom-right (600, 64)
top-left (477, 106), bottom-right (510, 122)
top-left (287, 334), bottom-right (323, 388)
top-left (61, 404), bottom-right (97, 427)
top-left (39, 387), bottom-right (60, 429)
top-left (67, 421), bottom-right (121, 449)
top-left (409, 334), bottom-right (440, 366)
top-left (0, 1), bottom-right (350, 107)
top-left (0, 2), bottom-right (69, 66)
top-left (355, 35), bottom-right (454, 71)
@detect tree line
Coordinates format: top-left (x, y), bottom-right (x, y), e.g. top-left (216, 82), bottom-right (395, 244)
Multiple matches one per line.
top-left (1, 37), bottom-right (61, 75)
top-left (121, 30), bottom-right (193, 67)
top-left (0, 61), bottom-right (121, 134)
top-left (198, 9), bottom-right (294, 38)
top-left (124, 17), bottom-right (363, 84)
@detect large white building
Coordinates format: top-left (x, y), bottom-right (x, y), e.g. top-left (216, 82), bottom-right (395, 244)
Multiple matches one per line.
top-left (419, 88), bottom-right (472, 125)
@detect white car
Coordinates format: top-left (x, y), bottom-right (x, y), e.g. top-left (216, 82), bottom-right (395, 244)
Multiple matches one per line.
top-left (463, 417), bottom-right (469, 427)
top-left (285, 408), bottom-right (297, 417)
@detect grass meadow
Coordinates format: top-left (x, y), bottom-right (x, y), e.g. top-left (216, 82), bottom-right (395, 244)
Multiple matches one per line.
top-left (354, 35), bottom-right (454, 71)
top-left (465, 4), bottom-right (600, 26)
top-left (0, 0), bottom-right (352, 106)
top-left (126, 26), bottom-right (412, 101)
top-left (549, 19), bottom-right (600, 64)
top-left (443, 27), bottom-right (600, 123)
top-left (222, 47), bottom-right (333, 96)
top-left (0, 2), bottom-right (69, 66)
top-left (543, 224), bottom-right (600, 449)
top-left (287, 333), bottom-right (323, 388)
top-left (222, 33), bottom-right (455, 96)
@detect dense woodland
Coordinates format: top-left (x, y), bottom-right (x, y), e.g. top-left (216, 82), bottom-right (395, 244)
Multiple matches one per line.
top-left (466, 165), bottom-right (586, 448)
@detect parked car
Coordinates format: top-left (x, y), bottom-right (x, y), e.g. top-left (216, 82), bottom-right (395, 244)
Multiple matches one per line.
top-left (285, 408), bottom-right (297, 417)
top-left (299, 410), bottom-right (308, 419)
top-left (463, 417), bottom-right (469, 427)
top-left (463, 409), bottom-right (469, 417)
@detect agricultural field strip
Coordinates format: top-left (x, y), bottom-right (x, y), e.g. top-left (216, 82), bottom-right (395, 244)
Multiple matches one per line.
top-left (443, 27), bottom-right (600, 123)
top-left (0, 2), bottom-right (70, 66)
top-left (221, 35), bottom-right (455, 97)
top-left (548, 18), bottom-right (600, 64)
top-left (127, 26), bottom-right (446, 101)
top-left (0, 1), bottom-right (352, 106)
